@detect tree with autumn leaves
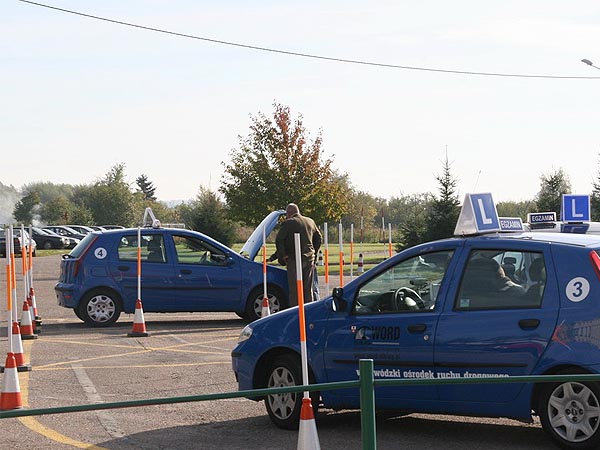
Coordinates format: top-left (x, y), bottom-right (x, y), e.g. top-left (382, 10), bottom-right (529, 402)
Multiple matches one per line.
top-left (220, 103), bottom-right (349, 226)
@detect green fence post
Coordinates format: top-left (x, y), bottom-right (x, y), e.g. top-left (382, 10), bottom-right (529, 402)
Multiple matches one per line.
top-left (359, 359), bottom-right (377, 450)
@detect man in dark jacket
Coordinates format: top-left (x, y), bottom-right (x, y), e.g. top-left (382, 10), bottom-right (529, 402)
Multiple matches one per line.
top-left (275, 203), bottom-right (322, 306)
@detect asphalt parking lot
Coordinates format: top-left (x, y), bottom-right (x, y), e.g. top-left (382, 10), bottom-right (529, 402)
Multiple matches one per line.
top-left (0, 255), bottom-right (554, 450)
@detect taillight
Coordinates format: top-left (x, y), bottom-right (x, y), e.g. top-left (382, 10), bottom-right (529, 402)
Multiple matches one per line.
top-left (589, 250), bottom-right (600, 280)
top-left (73, 235), bottom-right (98, 277)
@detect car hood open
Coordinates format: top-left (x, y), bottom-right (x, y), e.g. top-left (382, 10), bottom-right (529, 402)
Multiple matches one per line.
top-left (238, 210), bottom-right (285, 261)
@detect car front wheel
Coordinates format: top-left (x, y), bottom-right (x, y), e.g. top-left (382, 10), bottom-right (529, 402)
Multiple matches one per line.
top-left (77, 290), bottom-right (122, 327)
top-left (264, 355), bottom-right (318, 430)
top-left (245, 286), bottom-right (286, 322)
top-left (539, 377), bottom-right (600, 450)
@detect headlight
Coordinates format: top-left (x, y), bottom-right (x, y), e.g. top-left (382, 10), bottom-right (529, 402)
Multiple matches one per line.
top-left (237, 325), bottom-right (253, 343)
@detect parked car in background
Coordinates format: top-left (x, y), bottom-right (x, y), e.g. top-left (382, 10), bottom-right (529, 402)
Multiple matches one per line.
top-left (30, 227), bottom-right (68, 250)
top-left (0, 228), bottom-right (37, 257)
top-left (99, 225), bottom-right (125, 230)
top-left (63, 225), bottom-right (95, 235)
top-left (43, 225), bottom-right (87, 243)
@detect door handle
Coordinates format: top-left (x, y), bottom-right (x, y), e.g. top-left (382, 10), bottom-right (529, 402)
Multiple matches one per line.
top-left (519, 319), bottom-right (540, 330)
top-left (180, 269), bottom-right (192, 275)
top-left (407, 324), bottom-right (427, 333)
top-left (117, 266), bottom-right (130, 271)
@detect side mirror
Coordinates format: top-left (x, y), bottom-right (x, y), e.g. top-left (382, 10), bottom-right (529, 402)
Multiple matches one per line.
top-left (331, 287), bottom-right (347, 312)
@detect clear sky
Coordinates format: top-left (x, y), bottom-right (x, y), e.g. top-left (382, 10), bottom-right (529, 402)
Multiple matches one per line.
top-left (3, 0), bottom-right (600, 204)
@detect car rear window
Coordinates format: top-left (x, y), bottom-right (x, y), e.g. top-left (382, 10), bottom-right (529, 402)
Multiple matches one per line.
top-left (69, 233), bottom-right (96, 258)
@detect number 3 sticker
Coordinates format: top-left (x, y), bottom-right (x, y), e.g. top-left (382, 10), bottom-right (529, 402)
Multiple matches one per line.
top-left (566, 277), bottom-right (590, 302)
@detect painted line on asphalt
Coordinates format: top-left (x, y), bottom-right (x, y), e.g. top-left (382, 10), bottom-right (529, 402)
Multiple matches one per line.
top-left (34, 361), bottom-right (231, 371)
top-left (71, 363), bottom-right (126, 439)
top-left (18, 340), bottom-right (110, 450)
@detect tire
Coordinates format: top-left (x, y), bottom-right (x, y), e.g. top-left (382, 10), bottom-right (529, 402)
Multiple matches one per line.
top-left (264, 354), bottom-right (319, 430)
top-left (43, 241), bottom-right (53, 250)
top-left (539, 374), bottom-right (600, 450)
top-left (77, 289), bottom-right (122, 327)
top-left (245, 286), bottom-right (287, 322)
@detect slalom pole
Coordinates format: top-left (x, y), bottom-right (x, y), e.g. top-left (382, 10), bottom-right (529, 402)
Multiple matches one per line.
top-left (137, 227), bottom-right (141, 303)
top-left (27, 225), bottom-right (40, 325)
top-left (5, 227), bottom-right (13, 353)
top-left (261, 225), bottom-right (270, 317)
top-left (338, 222), bottom-right (344, 287)
top-left (294, 234), bottom-right (309, 392)
top-left (9, 226), bottom-right (18, 323)
top-left (388, 223), bottom-right (393, 258)
top-left (294, 233), bottom-right (321, 449)
top-left (20, 225), bottom-right (28, 306)
top-left (323, 223), bottom-right (329, 297)
top-left (350, 224), bottom-right (354, 280)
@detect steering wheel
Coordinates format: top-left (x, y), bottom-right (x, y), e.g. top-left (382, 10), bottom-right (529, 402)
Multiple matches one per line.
top-left (393, 287), bottom-right (425, 310)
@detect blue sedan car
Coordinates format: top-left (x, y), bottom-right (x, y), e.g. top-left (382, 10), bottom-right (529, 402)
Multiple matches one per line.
top-left (232, 195), bottom-right (600, 450)
top-left (56, 211), bottom-right (288, 325)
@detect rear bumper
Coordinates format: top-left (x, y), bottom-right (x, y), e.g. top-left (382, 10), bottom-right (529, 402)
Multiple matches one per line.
top-left (55, 283), bottom-right (79, 308)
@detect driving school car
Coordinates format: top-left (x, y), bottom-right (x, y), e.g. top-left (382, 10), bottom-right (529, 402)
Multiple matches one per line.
top-left (55, 210), bottom-right (288, 325)
top-left (231, 193), bottom-right (600, 450)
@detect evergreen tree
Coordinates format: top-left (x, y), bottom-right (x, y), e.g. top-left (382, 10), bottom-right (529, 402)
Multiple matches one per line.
top-left (423, 155), bottom-right (460, 242)
top-left (136, 174), bottom-right (157, 201)
top-left (535, 168), bottom-right (571, 217)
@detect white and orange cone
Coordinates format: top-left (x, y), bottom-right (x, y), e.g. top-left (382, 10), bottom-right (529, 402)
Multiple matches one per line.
top-left (357, 253), bottom-right (364, 273)
top-left (0, 352), bottom-right (23, 410)
top-left (3, 322), bottom-right (31, 373)
top-left (261, 295), bottom-right (271, 317)
top-left (297, 397), bottom-right (321, 450)
top-left (127, 299), bottom-right (149, 337)
top-left (20, 301), bottom-right (38, 340)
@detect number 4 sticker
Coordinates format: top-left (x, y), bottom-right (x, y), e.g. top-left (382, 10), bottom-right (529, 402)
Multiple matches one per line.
top-left (94, 247), bottom-right (107, 259)
top-left (566, 277), bottom-right (590, 303)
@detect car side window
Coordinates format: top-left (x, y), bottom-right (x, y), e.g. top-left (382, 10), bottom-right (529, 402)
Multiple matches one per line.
top-left (353, 250), bottom-right (454, 314)
top-left (456, 249), bottom-right (546, 310)
top-left (173, 235), bottom-right (227, 266)
top-left (118, 234), bottom-right (166, 263)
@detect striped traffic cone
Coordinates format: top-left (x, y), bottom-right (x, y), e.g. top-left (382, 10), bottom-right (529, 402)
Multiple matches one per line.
top-left (261, 295), bottom-right (271, 317)
top-left (20, 301), bottom-right (38, 340)
top-left (357, 253), bottom-right (364, 273)
top-left (127, 299), bottom-right (149, 337)
top-left (0, 352), bottom-right (23, 410)
top-left (297, 397), bottom-right (321, 450)
top-left (2, 322), bottom-right (32, 373)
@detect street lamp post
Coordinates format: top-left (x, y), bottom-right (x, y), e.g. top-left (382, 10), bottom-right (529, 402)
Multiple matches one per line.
top-left (582, 58), bottom-right (600, 71)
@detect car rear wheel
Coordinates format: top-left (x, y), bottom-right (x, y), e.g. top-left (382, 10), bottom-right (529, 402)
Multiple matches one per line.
top-left (539, 376), bottom-right (600, 450)
top-left (264, 354), bottom-right (318, 430)
top-left (77, 289), bottom-right (122, 327)
top-left (245, 286), bottom-right (286, 322)
top-left (43, 241), bottom-right (53, 250)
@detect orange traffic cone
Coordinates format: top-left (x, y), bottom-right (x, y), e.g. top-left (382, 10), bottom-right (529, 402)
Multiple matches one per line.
top-left (20, 301), bottom-right (38, 340)
top-left (0, 352), bottom-right (23, 410)
top-left (127, 299), bottom-right (149, 337)
top-left (261, 295), bottom-right (271, 317)
top-left (1, 322), bottom-right (32, 373)
top-left (297, 397), bottom-right (321, 450)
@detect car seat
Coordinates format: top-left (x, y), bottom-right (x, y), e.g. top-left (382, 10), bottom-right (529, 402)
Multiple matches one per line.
top-left (147, 238), bottom-right (165, 263)
top-left (501, 256), bottom-right (518, 283)
top-left (524, 258), bottom-right (545, 303)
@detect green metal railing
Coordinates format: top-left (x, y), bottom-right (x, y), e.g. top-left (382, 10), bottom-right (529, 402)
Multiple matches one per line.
top-left (3, 360), bottom-right (600, 450)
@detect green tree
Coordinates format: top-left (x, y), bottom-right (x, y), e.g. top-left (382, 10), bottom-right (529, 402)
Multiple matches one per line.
top-left (220, 103), bottom-right (349, 226)
top-left (535, 168), bottom-right (571, 217)
top-left (13, 191), bottom-right (41, 224)
top-left (423, 155), bottom-right (460, 242)
top-left (497, 200), bottom-right (536, 221)
top-left (82, 164), bottom-right (136, 226)
top-left (41, 196), bottom-right (74, 224)
top-left (136, 174), bottom-right (157, 201)
top-left (394, 193), bottom-right (431, 250)
top-left (179, 187), bottom-right (237, 246)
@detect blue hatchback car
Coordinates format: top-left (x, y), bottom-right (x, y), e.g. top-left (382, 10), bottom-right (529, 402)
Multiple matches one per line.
top-left (55, 211), bottom-right (288, 325)
top-left (231, 195), bottom-right (600, 449)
